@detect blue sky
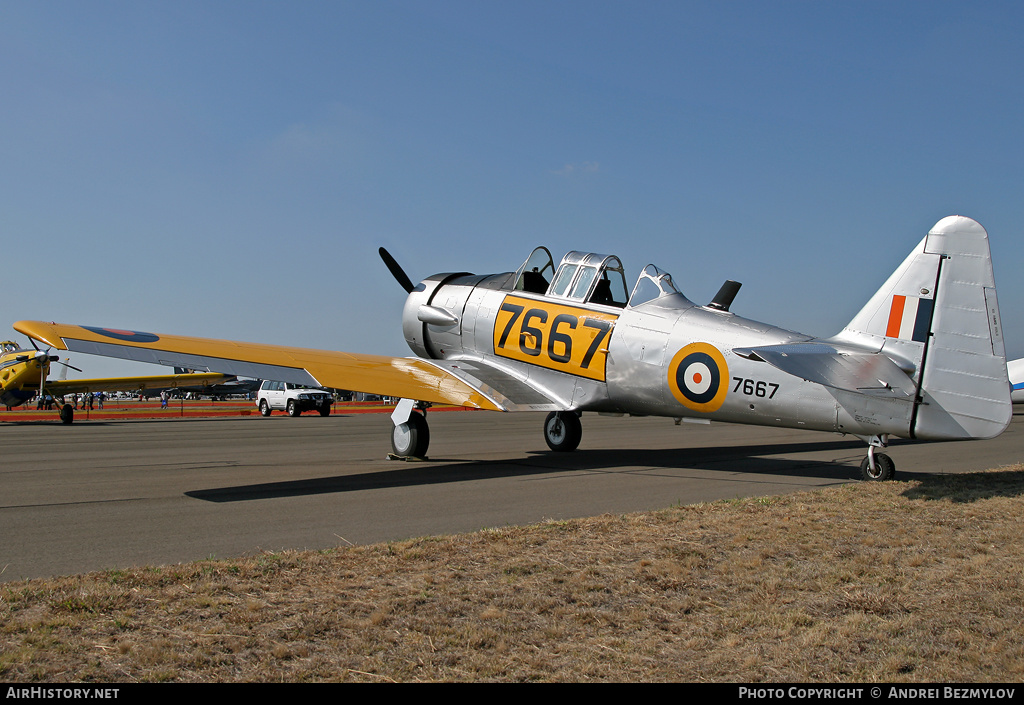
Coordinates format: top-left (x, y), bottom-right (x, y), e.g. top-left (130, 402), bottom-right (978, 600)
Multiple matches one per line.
top-left (2, 1), bottom-right (1022, 379)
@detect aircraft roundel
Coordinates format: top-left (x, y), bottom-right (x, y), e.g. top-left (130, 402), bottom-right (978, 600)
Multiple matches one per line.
top-left (668, 342), bottom-right (729, 413)
top-left (82, 326), bottom-right (160, 344)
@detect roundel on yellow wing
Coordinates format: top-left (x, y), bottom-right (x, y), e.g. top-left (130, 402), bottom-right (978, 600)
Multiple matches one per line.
top-left (668, 342), bottom-right (729, 413)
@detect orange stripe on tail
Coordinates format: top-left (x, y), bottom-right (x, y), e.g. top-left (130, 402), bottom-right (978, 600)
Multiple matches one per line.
top-left (886, 295), bottom-right (906, 338)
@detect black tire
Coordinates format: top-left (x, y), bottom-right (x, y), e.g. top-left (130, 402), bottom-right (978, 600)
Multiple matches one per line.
top-left (259, 399), bottom-right (271, 417)
top-left (391, 411), bottom-right (430, 458)
top-left (319, 406), bottom-right (331, 417)
top-left (544, 411), bottom-right (582, 452)
top-left (287, 400), bottom-right (301, 417)
top-left (59, 404), bottom-right (74, 424)
top-left (860, 453), bottom-right (895, 481)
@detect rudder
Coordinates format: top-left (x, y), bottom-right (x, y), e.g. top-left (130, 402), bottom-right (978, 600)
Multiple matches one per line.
top-left (914, 216), bottom-right (1009, 439)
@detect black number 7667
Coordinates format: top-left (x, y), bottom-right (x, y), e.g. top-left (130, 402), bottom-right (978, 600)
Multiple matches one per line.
top-left (732, 377), bottom-right (779, 399)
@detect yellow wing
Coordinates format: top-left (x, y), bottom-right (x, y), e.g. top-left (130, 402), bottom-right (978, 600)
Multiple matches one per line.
top-left (15, 321), bottom-right (505, 412)
top-left (45, 372), bottom-right (233, 397)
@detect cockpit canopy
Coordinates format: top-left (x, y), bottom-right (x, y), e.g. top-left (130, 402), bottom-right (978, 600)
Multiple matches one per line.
top-left (548, 251), bottom-right (629, 307)
top-left (627, 264), bottom-right (683, 307)
top-left (513, 247), bottom-right (691, 310)
top-left (513, 246), bottom-right (556, 295)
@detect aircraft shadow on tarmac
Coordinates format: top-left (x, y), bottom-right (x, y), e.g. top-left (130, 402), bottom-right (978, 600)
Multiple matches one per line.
top-left (185, 437), bottom-right (874, 503)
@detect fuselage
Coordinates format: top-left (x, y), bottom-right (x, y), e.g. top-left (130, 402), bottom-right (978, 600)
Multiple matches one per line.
top-left (398, 253), bottom-right (914, 440)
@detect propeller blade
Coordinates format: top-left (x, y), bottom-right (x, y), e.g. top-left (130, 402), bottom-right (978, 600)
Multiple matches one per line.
top-left (379, 247), bottom-right (416, 294)
top-left (55, 360), bottom-right (84, 373)
top-left (38, 349), bottom-right (48, 400)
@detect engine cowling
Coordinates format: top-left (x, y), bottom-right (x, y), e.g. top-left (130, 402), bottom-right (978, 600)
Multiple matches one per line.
top-left (401, 272), bottom-right (482, 359)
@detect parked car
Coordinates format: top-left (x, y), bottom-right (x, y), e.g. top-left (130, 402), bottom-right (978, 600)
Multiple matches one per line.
top-left (256, 380), bottom-right (333, 417)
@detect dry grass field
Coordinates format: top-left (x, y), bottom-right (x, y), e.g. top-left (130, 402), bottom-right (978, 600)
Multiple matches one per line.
top-left (2, 465), bottom-right (1022, 682)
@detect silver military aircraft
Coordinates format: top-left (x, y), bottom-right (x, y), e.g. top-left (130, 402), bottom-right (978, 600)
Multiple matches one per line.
top-left (15, 215), bottom-right (1011, 481)
top-left (1010, 358), bottom-right (1023, 403)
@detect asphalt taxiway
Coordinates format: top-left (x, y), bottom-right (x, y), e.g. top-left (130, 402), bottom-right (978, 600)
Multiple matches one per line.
top-left (2, 408), bottom-right (1021, 582)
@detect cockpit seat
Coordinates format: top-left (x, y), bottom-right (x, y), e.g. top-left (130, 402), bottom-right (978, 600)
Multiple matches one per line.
top-left (521, 270), bottom-right (548, 294)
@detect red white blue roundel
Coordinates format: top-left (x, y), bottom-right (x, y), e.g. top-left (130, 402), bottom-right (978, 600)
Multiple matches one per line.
top-left (668, 342), bottom-right (729, 413)
top-left (82, 326), bottom-right (160, 344)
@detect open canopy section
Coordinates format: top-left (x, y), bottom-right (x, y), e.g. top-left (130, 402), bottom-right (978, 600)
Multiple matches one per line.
top-left (513, 246), bottom-right (556, 294)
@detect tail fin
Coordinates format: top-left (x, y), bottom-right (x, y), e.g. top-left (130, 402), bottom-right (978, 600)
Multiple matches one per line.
top-left (834, 216), bottom-right (1010, 440)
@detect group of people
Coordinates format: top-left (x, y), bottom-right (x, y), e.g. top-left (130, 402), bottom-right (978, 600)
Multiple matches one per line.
top-left (35, 391), bottom-right (107, 411)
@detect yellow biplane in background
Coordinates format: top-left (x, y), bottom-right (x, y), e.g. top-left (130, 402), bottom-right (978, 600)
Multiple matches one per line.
top-left (0, 340), bottom-right (232, 423)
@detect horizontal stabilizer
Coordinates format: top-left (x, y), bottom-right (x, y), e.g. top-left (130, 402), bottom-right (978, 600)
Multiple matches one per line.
top-left (735, 342), bottom-right (916, 398)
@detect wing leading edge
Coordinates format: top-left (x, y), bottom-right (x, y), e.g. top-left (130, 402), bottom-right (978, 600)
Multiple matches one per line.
top-left (14, 321), bottom-right (506, 412)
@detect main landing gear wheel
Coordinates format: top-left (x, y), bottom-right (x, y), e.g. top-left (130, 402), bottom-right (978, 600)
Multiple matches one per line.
top-left (860, 453), bottom-right (895, 482)
top-left (544, 411), bottom-right (582, 452)
top-left (59, 404), bottom-right (74, 424)
top-left (392, 411), bottom-right (430, 458)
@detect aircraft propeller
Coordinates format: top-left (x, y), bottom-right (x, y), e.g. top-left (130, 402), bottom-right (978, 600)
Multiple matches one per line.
top-left (33, 349), bottom-right (82, 402)
top-left (52, 357), bottom-right (83, 374)
top-left (379, 247), bottom-right (416, 294)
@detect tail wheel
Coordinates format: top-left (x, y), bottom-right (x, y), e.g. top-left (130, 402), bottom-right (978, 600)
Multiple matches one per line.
top-left (259, 399), bottom-right (271, 417)
top-left (860, 453), bottom-right (895, 481)
top-left (544, 411), bottom-right (582, 452)
top-left (392, 411), bottom-right (430, 458)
